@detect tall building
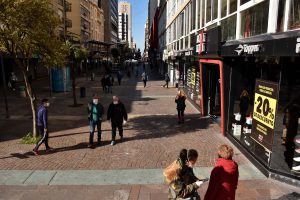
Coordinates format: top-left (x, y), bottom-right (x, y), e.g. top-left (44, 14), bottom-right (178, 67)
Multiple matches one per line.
top-left (118, 1), bottom-right (132, 48)
top-left (90, 0), bottom-right (104, 42)
top-left (66, 0), bottom-right (91, 42)
top-left (144, 19), bottom-right (149, 61)
top-left (102, 0), bottom-right (118, 44)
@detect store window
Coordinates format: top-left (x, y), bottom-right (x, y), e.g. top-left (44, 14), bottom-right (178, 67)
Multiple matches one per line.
top-left (229, 0), bottom-right (237, 14)
top-left (221, 15), bottom-right (236, 41)
top-left (240, 1), bottom-right (269, 38)
top-left (288, 0), bottom-right (300, 30)
top-left (221, 0), bottom-right (227, 18)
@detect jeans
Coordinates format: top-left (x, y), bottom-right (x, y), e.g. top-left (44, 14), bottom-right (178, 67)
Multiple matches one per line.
top-left (89, 120), bottom-right (102, 145)
top-left (177, 108), bottom-right (185, 122)
top-left (111, 123), bottom-right (123, 141)
top-left (34, 125), bottom-right (49, 150)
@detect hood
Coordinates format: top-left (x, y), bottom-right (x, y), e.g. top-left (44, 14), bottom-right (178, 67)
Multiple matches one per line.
top-left (215, 158), bottom-right (238, 174)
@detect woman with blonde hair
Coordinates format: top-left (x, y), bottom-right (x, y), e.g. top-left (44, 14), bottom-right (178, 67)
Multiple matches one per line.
top-left (204, 144), bottom-right (239, 200)
top-left (175, 90), bottom-right (186, 124)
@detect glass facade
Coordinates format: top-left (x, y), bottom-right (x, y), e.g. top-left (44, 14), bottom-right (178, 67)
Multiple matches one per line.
top-left (221, 15), bottom-right (236, 41)
top-left (288, 0), bottom-right (300, 30)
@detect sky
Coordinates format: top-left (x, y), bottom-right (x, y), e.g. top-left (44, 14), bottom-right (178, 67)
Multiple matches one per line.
top-left (124, 0), bottom-right (148, 53)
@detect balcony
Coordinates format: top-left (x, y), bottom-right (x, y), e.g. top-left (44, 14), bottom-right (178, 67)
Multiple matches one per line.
top-left (65, 1), bottom-right (72, 12)
top-left (65, 18), bottom-right (72, 28)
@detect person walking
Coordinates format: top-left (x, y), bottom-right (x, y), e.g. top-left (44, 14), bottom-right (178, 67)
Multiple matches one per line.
top-left (175, 91), bottom-right (186, 124)
top-left (87, 94), bottom-right (104, 148)
top-left (117, 71), bottom-right (123, 86)
top-left (9, 72), bottom-right (18, 91)
top-left (107, 96), bottom-right (128, 146)
top-left (164, 149), bottom-right (204, 200)
top-left (204, 144), bottom-right (239, 200)
top-left (141, 71), bottom-right (148, 88)
top-left (163, 73), bottom-right (170, 88)
top-left (33, 99), bottom-right (52, 155)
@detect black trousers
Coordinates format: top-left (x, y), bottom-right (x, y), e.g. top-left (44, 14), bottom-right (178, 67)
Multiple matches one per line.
top-left (111, 123), bottom-right (123, 141)
top-left (34, 125), bottom-right (49, 150)
top-left (177, 109), bottom-right (185, 120)
top-left (143, 80), bottom-right (147, 87)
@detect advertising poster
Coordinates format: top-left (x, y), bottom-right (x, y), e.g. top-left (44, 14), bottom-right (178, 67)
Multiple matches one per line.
top-left (251, 79), bottom-right (279, 151)
top-left (191, 68), bottom-right (196, 86)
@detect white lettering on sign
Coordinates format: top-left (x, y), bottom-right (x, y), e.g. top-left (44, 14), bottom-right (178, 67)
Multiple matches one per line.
top-left (235, 44), bottom-right (261, 55)
top-left (296, 37), bottom-right (300, 53)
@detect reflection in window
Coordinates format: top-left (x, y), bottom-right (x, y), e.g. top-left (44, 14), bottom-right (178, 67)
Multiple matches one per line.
top-left (221, 15), bottom-right (236, 41)
top-left (240, 0), bottom-right (250, 5)
top-left (240, 1), bottom-right (269, 38)
top-left (206, 0), bottom-right (212, 23)
top-left (202, 0), bottom-right (205, 26)
top-left (277, 0), bottom-right (285, 32)
top-left (288, 0), bottom-right (300, 30)
top-left (221, 0), bottom-right (227, 18)
top-left (213, 0), bottom-right (218, 20)
top-left (229, 0), bottom-right (237, 14)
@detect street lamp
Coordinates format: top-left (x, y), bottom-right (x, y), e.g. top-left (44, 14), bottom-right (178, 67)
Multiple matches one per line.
top-left (0, 53), bottom-right (9, 118)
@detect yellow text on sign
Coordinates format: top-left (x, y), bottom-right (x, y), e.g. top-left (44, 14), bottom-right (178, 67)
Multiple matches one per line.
top-left (253, 93), bottom-right (277, 129)
top-left (191, 72), bottom-right (196, 86)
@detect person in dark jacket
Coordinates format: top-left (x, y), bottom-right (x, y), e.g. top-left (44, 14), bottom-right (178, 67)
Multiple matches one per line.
top-left (87, 94), bottom-right (104, 148)
top-left (107, 96), bottom-right (128, 146)
top-left (175, 90), bottom-right (186, 124)
top-left (166, 149), bottom-right (204, 200)
top-left (204, 144), bottom-right (239, 200)
top-left (163, 73), bottom-right (170, 88)
top-left (117, 71), bottom-right (123, 86)
top-left (33, 99), bottom-right (52, 155)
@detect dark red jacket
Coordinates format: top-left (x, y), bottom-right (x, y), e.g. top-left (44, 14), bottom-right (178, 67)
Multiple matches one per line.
top-left (204, 158), bottom-right (239, 200)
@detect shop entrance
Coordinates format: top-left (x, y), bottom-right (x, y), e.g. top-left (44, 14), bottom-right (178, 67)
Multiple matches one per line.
top-left (200, 59), bottom-right (225, 134)
top-left (206, 64), bottom-right (221, 123)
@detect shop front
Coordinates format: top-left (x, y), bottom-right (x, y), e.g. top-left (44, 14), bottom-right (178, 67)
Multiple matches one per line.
top-left (221, 30), bottom-right (300, 185)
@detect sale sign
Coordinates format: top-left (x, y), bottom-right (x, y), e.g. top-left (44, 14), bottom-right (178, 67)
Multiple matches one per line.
top-left (251, 79), bottom-right (279, 151)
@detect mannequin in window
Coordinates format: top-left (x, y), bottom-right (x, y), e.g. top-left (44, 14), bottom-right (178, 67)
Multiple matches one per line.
top-left (243, 10), bottom-right (251, 38)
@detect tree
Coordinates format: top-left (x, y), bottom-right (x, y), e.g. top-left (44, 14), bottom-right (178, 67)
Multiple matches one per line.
top-left (111, 48), bottom-right (120, 63)
top-left (0, 0), bottom-right (68, 137)
top-left (135, 48), bottom-right (142, 60)
top-left (65, 41), bottom-right (88, 106)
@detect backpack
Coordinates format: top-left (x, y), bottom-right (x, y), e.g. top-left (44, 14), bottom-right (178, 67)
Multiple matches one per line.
top-left (163, 160), bottom-right (181, 184)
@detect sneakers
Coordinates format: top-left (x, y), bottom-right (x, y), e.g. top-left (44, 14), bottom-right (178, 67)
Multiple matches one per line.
top-left (87, 144), bottom-right (93, 148)
top-left (295, 149), bottom-right (300, 153)
top-left (292, 165), bottom-right (300, 171)
top-left (111, 141), bottom-right (115, 146)
top-left (32, 149), bottom-right (39, 156)
top-left (293, 157), bottom-right (300, 162)
top-left (46, 147), bottom-right (54, 152)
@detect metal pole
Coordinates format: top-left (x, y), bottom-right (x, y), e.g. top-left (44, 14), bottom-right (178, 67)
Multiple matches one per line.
top-left (0, 54), bottom-right (9, 118)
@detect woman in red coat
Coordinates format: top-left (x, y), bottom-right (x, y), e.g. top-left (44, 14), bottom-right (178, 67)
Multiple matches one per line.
top-left (204, 144), bottom-right (239, 200)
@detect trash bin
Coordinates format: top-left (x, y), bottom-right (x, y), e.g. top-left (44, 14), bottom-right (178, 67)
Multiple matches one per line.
top-left (19, 86), bottom-right (26, 97)
top-left (80, 87), bottom-right (86, 98)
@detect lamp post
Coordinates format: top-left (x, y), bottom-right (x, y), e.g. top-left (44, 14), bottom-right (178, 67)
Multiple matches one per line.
top-left (0, 53), bottom-right (9, 118)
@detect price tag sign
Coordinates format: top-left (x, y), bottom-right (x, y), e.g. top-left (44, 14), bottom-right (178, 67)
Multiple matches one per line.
top-left (251, 79), bottom-right (279, 151)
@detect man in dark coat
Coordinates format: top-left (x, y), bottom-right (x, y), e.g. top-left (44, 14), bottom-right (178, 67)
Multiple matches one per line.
top-left (87, 94), bottom-right (104, 148)
top-left (107, 96), bottom-right (128, 146)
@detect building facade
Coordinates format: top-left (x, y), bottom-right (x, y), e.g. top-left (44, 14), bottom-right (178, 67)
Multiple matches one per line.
top-left (90, 0), bottom-right (104, 42)
top-left (156, 0), bottom-right (300, 185)
top-left (144, 19), bottom-right (150, 61)
top-left (102, 0), bottom-right (119, 45)
top-left (118, 1), bottom-right (132, 48)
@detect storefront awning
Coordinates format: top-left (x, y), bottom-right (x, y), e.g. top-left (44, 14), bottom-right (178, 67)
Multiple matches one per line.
top-left (221, 29), bottom-right (300, 57)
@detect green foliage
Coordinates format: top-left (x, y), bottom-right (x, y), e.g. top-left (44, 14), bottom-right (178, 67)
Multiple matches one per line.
top-left (0, 0), bottom-right (68, 69)
top-left (20, 132), bottom-right (41, 144)
top-left (65, 40), bottom-right (88, 62)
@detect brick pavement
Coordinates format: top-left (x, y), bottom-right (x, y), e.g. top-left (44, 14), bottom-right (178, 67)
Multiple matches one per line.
top-left (0, 65), bottom-right (300, 199)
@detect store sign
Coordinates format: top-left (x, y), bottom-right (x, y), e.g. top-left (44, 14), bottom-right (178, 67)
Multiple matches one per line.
top-left (235, 44), bottom-right (261, 55)
top-left (251, 79), bottom-right (279, 152)
top-left (191, 68), bottom-right (196, 86)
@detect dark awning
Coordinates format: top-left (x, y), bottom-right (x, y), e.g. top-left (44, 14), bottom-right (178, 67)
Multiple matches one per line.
top-left (221, 29), bottom-right (300, 57)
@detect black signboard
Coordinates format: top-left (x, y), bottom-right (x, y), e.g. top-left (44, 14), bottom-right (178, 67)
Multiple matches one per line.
top-left (251, 79), bottom-right (279, 151)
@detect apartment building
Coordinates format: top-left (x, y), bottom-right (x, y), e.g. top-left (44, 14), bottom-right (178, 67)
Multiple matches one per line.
top-left (118, 1), bottom-right (132, 47)
top-left (103, 0), bottom-right (119, 44)
top-left (155, 0), bottom-right (300, 185)
top-left (90, 0), bottom-right (104, 42)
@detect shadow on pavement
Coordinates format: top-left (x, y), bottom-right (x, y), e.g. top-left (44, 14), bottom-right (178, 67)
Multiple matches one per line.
top-left (272, 192), bottom-right (300, 200)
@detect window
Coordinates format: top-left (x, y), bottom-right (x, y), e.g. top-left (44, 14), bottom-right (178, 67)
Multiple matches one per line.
top-left (192, 0), bottom-right (196, 30)
top-left (221, 0), bottom-right (227, 18)
top-left (212, 0), bottom-right (218, 20)
top-left (240, 1), bottom-right (269, 38)
top-left (288, 0), bottom-right (300, 30)
top-left (206, 0), bottom-right (212, 23)
top-left (221, 15), bottom-right (236, 41)
top-left (240, 0), bottom-right (250, 5)
top-left (277, 0), bottom-right (285, 32)
top-left (229, 0), bottom-right (237, 14)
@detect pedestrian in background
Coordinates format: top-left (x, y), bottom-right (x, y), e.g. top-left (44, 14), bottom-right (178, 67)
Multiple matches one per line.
top-left (163, 73), bottom-right (170, 88)
top-left (164, 149), bottom-right (204, 200)
top-left (101, 76), bottom-right (106, 92)
top-left (175, 91), bottom-right (186, 124)
top-left (117, 71), bottom-right (123, 86)
top-left (87, 94), bottom-right (104, 148)
top-left (141, 71), bottom-right (148, 88)
top-left (9, 72), bottom-right (17, 91)
top-left (33, 99), bottom-right (52, 155)
top-left (204, 144), bottom-right (239, 200)
top-left (107, 96), bottom-right (128, 146)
